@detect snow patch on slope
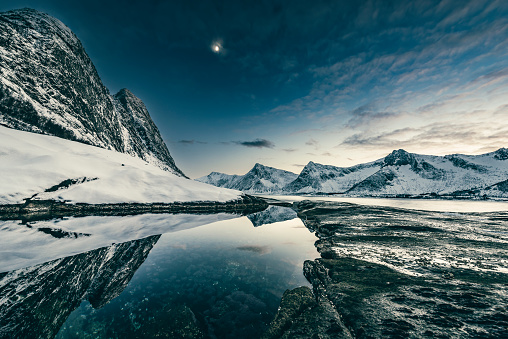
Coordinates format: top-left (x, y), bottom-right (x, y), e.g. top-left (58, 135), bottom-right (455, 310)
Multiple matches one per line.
top-left (0, 126), bottom-right (241, 204)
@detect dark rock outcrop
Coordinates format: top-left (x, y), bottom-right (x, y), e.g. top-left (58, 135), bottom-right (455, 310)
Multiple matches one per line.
top-left (383, 149), bottom-right (417, 167)
top-left (494, 148), bottom-right (508, 160)
top-left (262, 286), bottom-right (352, 339)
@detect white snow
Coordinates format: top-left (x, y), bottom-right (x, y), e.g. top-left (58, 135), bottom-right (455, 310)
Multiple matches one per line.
top-left (0, 126), bottom-right (242, 204)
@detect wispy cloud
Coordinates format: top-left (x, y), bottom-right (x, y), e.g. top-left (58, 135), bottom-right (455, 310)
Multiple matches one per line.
top-left (177, 139), bottom-right (207, 145)
top-left (341, 119), bottom-right (508, 155)
top-left (235, 139), bottom-right (275, 148)
top-left (305, 138), bottom-right (319, 149)
top-left (264, 0), bottom-right (508, 140)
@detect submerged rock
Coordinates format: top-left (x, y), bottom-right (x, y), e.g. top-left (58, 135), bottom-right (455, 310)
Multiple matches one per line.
top-left (262, 286), bottom-right (353, 339)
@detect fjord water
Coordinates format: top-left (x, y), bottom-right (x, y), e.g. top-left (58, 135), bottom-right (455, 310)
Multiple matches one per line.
top-left (264, 195), bottom-right (508, 212)
top-left (1, 199), bottom-right (507, 338)
top-left (0, 207), bottom-right (318, 338)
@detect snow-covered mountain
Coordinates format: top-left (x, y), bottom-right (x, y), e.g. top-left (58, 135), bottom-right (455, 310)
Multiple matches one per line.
top-left (197, 163), bottom-right (298, 194)
top-left (199, 149), bottom-right (508, 198)
top-left (0, 8), bottom-right (184, 176)
top-left (347, 149), bottom-right (508, 197)
top-left (197, 172), bottom-right (242, 190)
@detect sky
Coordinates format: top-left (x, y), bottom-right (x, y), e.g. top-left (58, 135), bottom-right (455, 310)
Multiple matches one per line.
top-left (2, 0), bottom-right (508, 178)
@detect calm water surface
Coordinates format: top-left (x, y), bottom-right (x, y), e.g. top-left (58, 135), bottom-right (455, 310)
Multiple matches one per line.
top-left (0, 207), bottom-right (317, 339)
top-left (56, 214), bottom-right (317, 338)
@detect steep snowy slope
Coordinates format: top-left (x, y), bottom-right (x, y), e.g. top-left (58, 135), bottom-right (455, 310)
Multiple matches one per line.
top-left (197, 163), bottom-right (298, 193)
top-left (0, 126), bottom-right (241, 204)
top-left (0, 8), bottom-right (184, 176)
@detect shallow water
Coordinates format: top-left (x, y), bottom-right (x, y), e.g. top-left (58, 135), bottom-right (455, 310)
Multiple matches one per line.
top-left (0, 207), bottom-right (318, 338)
top-left (263, 195), bottom-right (508, 212)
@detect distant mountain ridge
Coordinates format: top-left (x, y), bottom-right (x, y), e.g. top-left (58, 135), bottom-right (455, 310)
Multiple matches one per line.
top-left (197, 163), bottom-right (298, 194)
top-left (0, 8), bottom-right (184, 176)
top-left (197, 148), bottom-right (508, 198)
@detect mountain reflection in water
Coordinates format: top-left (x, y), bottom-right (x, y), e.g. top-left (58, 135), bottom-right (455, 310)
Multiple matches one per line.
top-left (0, 207), bottom-right (318, 338)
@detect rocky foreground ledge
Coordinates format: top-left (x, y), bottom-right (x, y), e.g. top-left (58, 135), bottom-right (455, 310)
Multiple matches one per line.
top-left (264, 200), bottom-right (508, 338)
top-left (0, 195), bottom-right (268, 222)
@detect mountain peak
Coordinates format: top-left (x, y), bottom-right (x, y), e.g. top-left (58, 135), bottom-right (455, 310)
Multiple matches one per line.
top-left (384, 149), bottom-right (416, 167)
top-left (494, 148), bottom-right (508, 160)
top-left (3, 7), bottom-right (76, 40)
top-left (116, 88), bottom-right (134, 97)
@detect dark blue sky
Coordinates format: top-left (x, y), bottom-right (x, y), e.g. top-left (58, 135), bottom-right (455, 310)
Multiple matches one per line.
top-left (3, 1), bottom-right (508, 177)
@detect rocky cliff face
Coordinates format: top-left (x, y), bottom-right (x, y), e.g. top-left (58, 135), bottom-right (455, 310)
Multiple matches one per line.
top-left (0, 8), bottom-right (184, 176)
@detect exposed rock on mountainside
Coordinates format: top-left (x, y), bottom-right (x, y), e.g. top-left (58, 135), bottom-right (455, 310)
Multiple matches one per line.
top-left (286, 160), bottom-right (382, 193)
top-left (0, 8), bottom-right (184, 176)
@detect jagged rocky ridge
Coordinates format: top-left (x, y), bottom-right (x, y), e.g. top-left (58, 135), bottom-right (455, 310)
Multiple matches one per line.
top-left (198, 148), bottom-right (508, 198)
top-left (0, 8), bottom-right (184, 176)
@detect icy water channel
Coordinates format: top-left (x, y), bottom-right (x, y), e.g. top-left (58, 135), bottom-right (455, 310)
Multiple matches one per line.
top-left (264, 195), bottom-right (508, 212)
top-left (0, 206), bottom-right (318, 338)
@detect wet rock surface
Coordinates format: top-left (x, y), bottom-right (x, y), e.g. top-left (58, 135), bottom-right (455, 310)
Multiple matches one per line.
top-left (287, 200), bottom-right (508, 338)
